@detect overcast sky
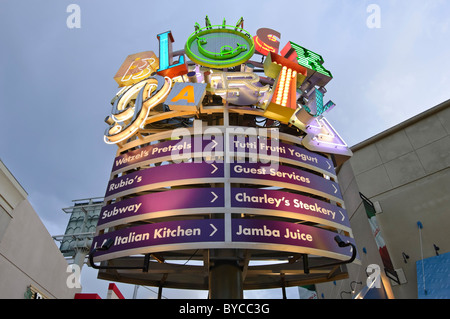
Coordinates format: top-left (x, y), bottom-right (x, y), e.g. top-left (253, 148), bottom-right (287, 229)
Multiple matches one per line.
top-left (1, 0), bottom-right (449, 299)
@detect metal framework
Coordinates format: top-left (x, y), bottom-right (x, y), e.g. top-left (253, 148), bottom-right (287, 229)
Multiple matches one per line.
top-left (53, 197), bottom-right (103, 266)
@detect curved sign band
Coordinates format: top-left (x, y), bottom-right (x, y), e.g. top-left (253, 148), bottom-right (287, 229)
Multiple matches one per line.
top-left (92, 219), bottom-right (356, 263)
top-left (104, 161), bottom-right (341, 204)
top-left (97, 187), bottom-right (349, 231)
top-left (110, 133), bottom-right (336, 178)
top-left (98, 188), bottom-right (225, 230)
top-left (230, 163), bottom-right (343, 204)
top-left (104, 162), bottom-right (224, 201)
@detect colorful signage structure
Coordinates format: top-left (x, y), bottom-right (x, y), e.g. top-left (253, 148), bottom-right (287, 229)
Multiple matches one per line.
top-left (94, 16), bottom-right (356, 290)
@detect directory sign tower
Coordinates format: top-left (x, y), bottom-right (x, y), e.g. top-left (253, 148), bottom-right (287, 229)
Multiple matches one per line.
top-left (92, 16), bottom-right (357, 298)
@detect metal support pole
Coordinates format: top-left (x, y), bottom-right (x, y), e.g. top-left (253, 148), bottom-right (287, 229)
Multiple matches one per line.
top-left (208, 104), bottom-right (243, 299)
top-left (302, 254), bottom-right (309, 274)
top-left (73, 249), bottom-right (88, 271)
top-left (133, 285), bottom-right (139, 299)
top-left (209, 258), bottom-right (243, 299)
top-left (281, 274), bottom-right (287, 299)
top-left (158, 285), bottom-right (163, 299)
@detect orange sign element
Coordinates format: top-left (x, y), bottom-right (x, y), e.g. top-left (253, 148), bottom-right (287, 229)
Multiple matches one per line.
top-left (114, 51), bottom-right (159, 87)
top-left (263, 52), bottom-right (307, 123)
top-left (253, 28), bottom-right (281, 55)
top-left (172, 86), bottom-right (195, 104)
top-left (164, 82), bottom-right (207, 112)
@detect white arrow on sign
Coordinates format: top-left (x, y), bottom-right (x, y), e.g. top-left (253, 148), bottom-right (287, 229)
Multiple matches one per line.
top-left (210, 191), bottom-right (218, 203)
top-left (209, 224), bottom-right (218, 236)
top-left (210, 140), bottom-right (218, 150)
top-left (332, 184), bottom-right (338, 194)
top-left (210, 164), bottom-right (218, 174)
top-left (327, 160), bottom-right (332, 170)
top-left (339, 210), bottom-right (345, 221)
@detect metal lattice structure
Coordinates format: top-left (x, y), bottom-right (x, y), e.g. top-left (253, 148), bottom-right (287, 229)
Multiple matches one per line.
top-left (53, 198), bottom-right (103, 266)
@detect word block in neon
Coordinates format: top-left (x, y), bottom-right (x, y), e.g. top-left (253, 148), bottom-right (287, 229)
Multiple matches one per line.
top-left (253, 27), bottom-right (281, 55)
top-left (281, 41), bottom-right (332, 88)
top-left (263, 52), bottom-right (307, 123)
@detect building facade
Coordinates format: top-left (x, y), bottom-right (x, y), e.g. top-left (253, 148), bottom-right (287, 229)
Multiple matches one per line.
top-left (316, 99), bottom-right (450, 299)
top-left (0, 159), bottom-right (80, 299)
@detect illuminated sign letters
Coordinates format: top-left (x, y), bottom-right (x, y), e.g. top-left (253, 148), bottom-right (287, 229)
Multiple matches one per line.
top-left (94, 17), bottom-right (358, 293)
top-left (208, 71), bottom-right (270, 106)
top-left (157, 31), bottom-right (188, 78)
top-left (281, 41), bottom-right (332, 88)
top-left (253, 27), bottom-right (281, 55)
top-left (296, 87), bottom-right (336, 125)
top-left (184, 18), bottom-right (255, 68)
top-left (263, 52), bottom-right (307, 123)
top-left (114, 51), bottom-right (159, 87)
top-left (104, 75), bottom-right (172, 144)
top-left (164, 82), bottom-right (207, 111)
top-left (104, 17), bottom-right (347, 156)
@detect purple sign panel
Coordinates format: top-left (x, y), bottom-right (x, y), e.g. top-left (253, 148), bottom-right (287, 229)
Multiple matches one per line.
top-left (112, 137), bottom-right (223, 173)
top-left (232, 219), bottom-right (357, 259)
top-left (98, 188), bottom-right (224, 229)
top-left (105, 162), bottom-right (224, 199)
top-left (92, 218), bottom-right (356, 262)
top-left (231, 137), bottom-right (336, 176)
top-left (91, 219), bottom-right (225, 261)
top-left (230, 163), bottom-right (342, 202)
top-left (231, 188), bottom-right (350, 229)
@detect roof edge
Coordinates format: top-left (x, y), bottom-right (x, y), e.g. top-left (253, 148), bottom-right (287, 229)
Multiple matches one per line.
top-left (351, 99), bottom-right (450, 152)
top-left (0, 158), bottom-right (28, 198)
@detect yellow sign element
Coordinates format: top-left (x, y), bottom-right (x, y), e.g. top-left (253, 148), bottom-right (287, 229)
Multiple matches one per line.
top-left (114, 51), bottom-right (159, 87)
top-left (263, 52), bottom-right (307, 123)
top-left (105, 75), bottom-right (172, 144)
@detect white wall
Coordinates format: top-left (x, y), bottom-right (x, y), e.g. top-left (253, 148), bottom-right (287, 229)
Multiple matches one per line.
top-left (0, 160), bottom-right (81, 299)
